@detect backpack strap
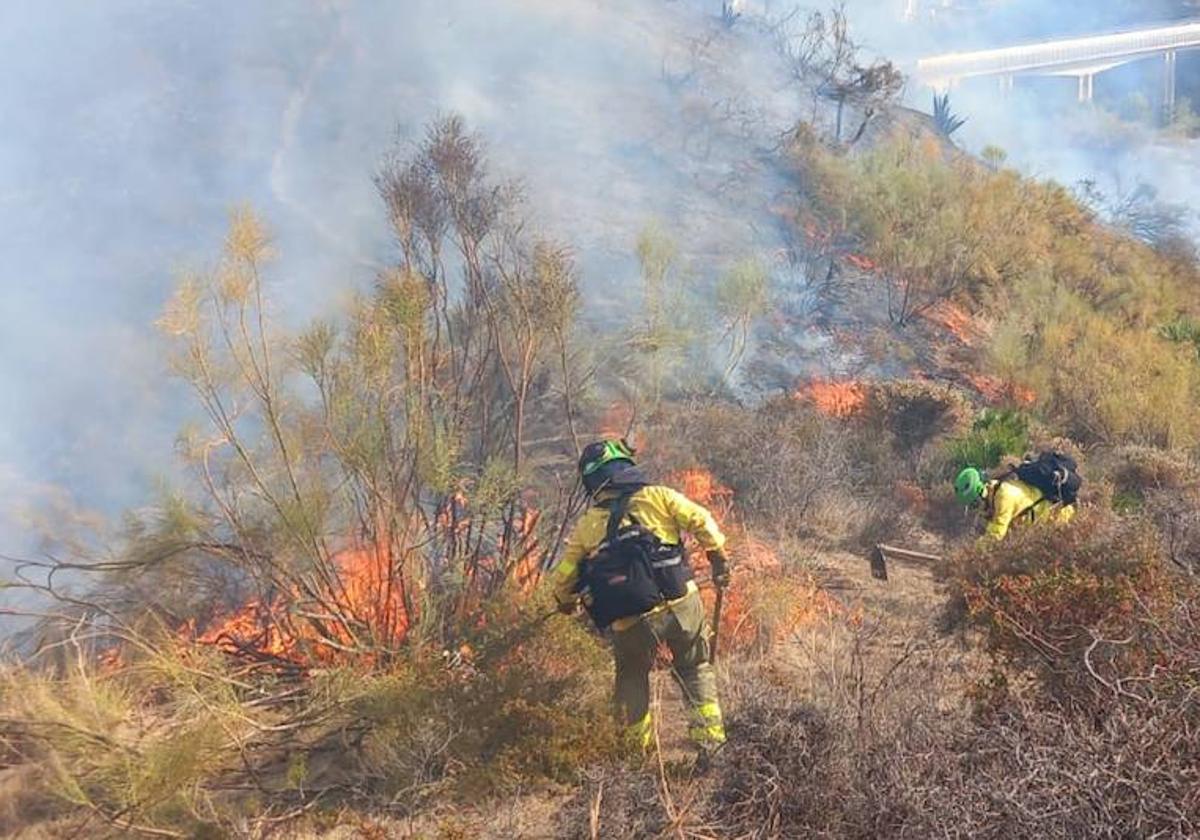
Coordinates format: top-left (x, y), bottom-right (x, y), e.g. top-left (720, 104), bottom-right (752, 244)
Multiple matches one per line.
top-left (605, 490), bottom-right (637, 544)
top-left (986, 476), bottom-right (1038, 522)
top-left (998, 477), bottom-right (1056, 522)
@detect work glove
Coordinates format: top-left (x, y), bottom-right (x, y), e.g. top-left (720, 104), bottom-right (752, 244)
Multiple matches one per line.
top-left (707, 549), bottom-right (731, 590)
top-left (556, 597), bottom-right (580, 616)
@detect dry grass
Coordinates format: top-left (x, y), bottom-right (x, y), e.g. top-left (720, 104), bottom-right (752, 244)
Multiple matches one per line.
top-left (7, 502), bottom-right (1198, 838)
top-left (0, 596), bottom-right (620, 837)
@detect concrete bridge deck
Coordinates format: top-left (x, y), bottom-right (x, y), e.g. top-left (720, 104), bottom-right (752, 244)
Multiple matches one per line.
top-left (916, 21), bottom-right (1200, 107)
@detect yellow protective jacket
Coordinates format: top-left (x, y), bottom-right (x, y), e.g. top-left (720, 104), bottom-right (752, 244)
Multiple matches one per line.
top-left (553, 485), bottom-right (726, 631)
top-left (982, 478), bottom-right (1076, 541)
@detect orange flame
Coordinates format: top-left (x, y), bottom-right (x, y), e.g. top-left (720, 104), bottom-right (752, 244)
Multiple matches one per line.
top-left (663, 468), bottom-right (832, 654)
top-left (97, 646), bottom-right (124, 674)
top-left (922, 300), bottom-right (981, 346)
top-left (190, 542), bottom-right (412, 668)
top-left (672, 468), bottom-right (734, 518)
top-left (845, 253), bottom-right (878, 272)
top-left (186, 495), bottom-right (548, 669)
top-left (968, 374), bottom-right (1037, 407)
top-left (506, 505), bottom-right (545, 596)
top-left (795, 379), bottom-right (868, 418)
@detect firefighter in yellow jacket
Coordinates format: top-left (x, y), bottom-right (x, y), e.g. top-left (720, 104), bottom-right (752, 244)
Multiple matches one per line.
top-left (954, 465), bottom-right (1076, 540)
top-left (554, 439), bottom-right (730, 755)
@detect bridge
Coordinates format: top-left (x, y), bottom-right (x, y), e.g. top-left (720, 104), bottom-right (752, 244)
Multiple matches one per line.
top-left (915, 21), bottom-right (1200, 115)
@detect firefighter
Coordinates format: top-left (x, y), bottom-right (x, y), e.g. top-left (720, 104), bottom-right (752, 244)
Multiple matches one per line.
top-left (553, 439), bottom-right (731, 757)
top-left (955, 461), bottom-right (1077, 541)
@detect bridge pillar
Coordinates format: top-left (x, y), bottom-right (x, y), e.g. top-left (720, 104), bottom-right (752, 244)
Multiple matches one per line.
top-left (1077, 73), bottom-right (1094, 104)
top-left (999, 74), bottom-right (1014, 96)
top-left (1164, 50), bottom-right (1178, 124)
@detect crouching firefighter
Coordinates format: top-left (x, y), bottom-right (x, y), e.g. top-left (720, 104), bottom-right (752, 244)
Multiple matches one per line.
top-left (553, 439), bottom-right (731, 756)
top-left (954, 450), bottom-right (1081, 541)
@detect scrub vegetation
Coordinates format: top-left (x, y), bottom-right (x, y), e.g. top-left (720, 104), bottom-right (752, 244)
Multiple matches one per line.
top-left (5, 12), bottom-right (1200, 839)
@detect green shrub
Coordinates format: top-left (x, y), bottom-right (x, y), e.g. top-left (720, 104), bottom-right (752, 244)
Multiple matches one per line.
top-left (1159, 315), bottom-right (1200, 361)
top-left (0, 643), bottom-right (259, 836)
top-left (1047, 319), bottom-right (1200, 448)
top-left (945, 408), bottom-right (1029, 471)
top-left (2, 593), bottom-right (619, 835)
top-left (338, 594), bottom-right (618, 803)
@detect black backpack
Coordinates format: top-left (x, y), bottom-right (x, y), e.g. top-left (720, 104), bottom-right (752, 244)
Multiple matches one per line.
top-left (576, 491), bottom-right (690, 629)
top-left (1011, 451), bottom-right (1082, 506)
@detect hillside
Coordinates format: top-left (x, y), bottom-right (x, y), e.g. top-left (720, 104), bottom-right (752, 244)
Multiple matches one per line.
top-left (4, 7), bottom-right (1200, 839)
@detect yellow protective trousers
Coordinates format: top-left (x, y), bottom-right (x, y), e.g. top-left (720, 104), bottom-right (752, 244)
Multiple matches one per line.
top-left (610, 588), bottom-right (725, 750)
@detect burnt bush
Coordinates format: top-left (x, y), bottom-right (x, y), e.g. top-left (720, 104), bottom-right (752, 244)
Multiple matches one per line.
top-left (1101, 444), bottom-right (1198, 510)
top-left (343, 595), bottom-right (620, 804)
top-left (710, 681), bottom-right (837, 837)
top-left (943, 511), bottom-right (1170, 709)
top-left (558, 766), bottom-right (673, 840)
top-left (1089, 445), bottom-right (1200, 572)
top-left (1146, 487), bottom-right (1200, 575)
top-left (863, 379), bottom-right (971, 456)
top-left (938, 509), bottom-right (1200, 832)
top-left (665, 398), bottom-right (859, 539)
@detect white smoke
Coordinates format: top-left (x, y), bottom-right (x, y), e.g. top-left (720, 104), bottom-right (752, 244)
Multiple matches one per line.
top-left (0, 0), bottom-right (799, 576)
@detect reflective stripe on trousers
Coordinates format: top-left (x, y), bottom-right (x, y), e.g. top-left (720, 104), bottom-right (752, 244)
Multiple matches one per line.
top-left (610, 588), bottom-right (724, 748)
top-left (687, 700), bottom-right (726, 746)
top-left (624, 712), bottom-right (653, 752)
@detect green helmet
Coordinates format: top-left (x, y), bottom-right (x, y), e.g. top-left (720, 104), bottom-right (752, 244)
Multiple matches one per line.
top-left (954, 467), bottom-right (986, 506)
top-left (578, 438), bottom-right (636, 478)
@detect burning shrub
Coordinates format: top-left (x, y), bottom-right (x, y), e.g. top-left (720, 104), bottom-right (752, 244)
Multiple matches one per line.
top-left (658, 464), bottom-right (834, 655)
top-left (795, 378), bottom-right (868, 418)
top-left (0, 116), bottom-right (613, 834)
top-left (71, 117), bottom-right (592, 675)
top-left (698, 563), bottom-right (835, 657)
top-left (965, 373), bottom-right (1038, 407)
top-left (1, 595), bottom-right (619, 836)
top-left (921, 299), bottom-right (982, 346)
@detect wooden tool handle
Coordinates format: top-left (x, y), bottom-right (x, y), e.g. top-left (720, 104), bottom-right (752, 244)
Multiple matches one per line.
top-left (877, 543), bottom-right (943, 563)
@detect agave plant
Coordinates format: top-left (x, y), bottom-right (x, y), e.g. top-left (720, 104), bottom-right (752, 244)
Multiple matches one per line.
top-left (933, 92), bottom-right (967, 138)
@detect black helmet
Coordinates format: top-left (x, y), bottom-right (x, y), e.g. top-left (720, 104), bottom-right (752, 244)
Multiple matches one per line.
top-left (578, 438), bottom-right (636, 476)
top-left (578, 439), bottom-right (638, 495)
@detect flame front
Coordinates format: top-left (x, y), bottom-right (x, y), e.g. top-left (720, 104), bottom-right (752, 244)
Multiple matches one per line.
top-left (795, 378), bottom-right (868, 418)
top-left (667, 467), bottom-right (829, 652)
top-left (190, 543), bottom-right (411, 668)
top-left (186, 499), bottom-right (547, 668)
top-left (968, 373), bottom-right (1037, 407)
